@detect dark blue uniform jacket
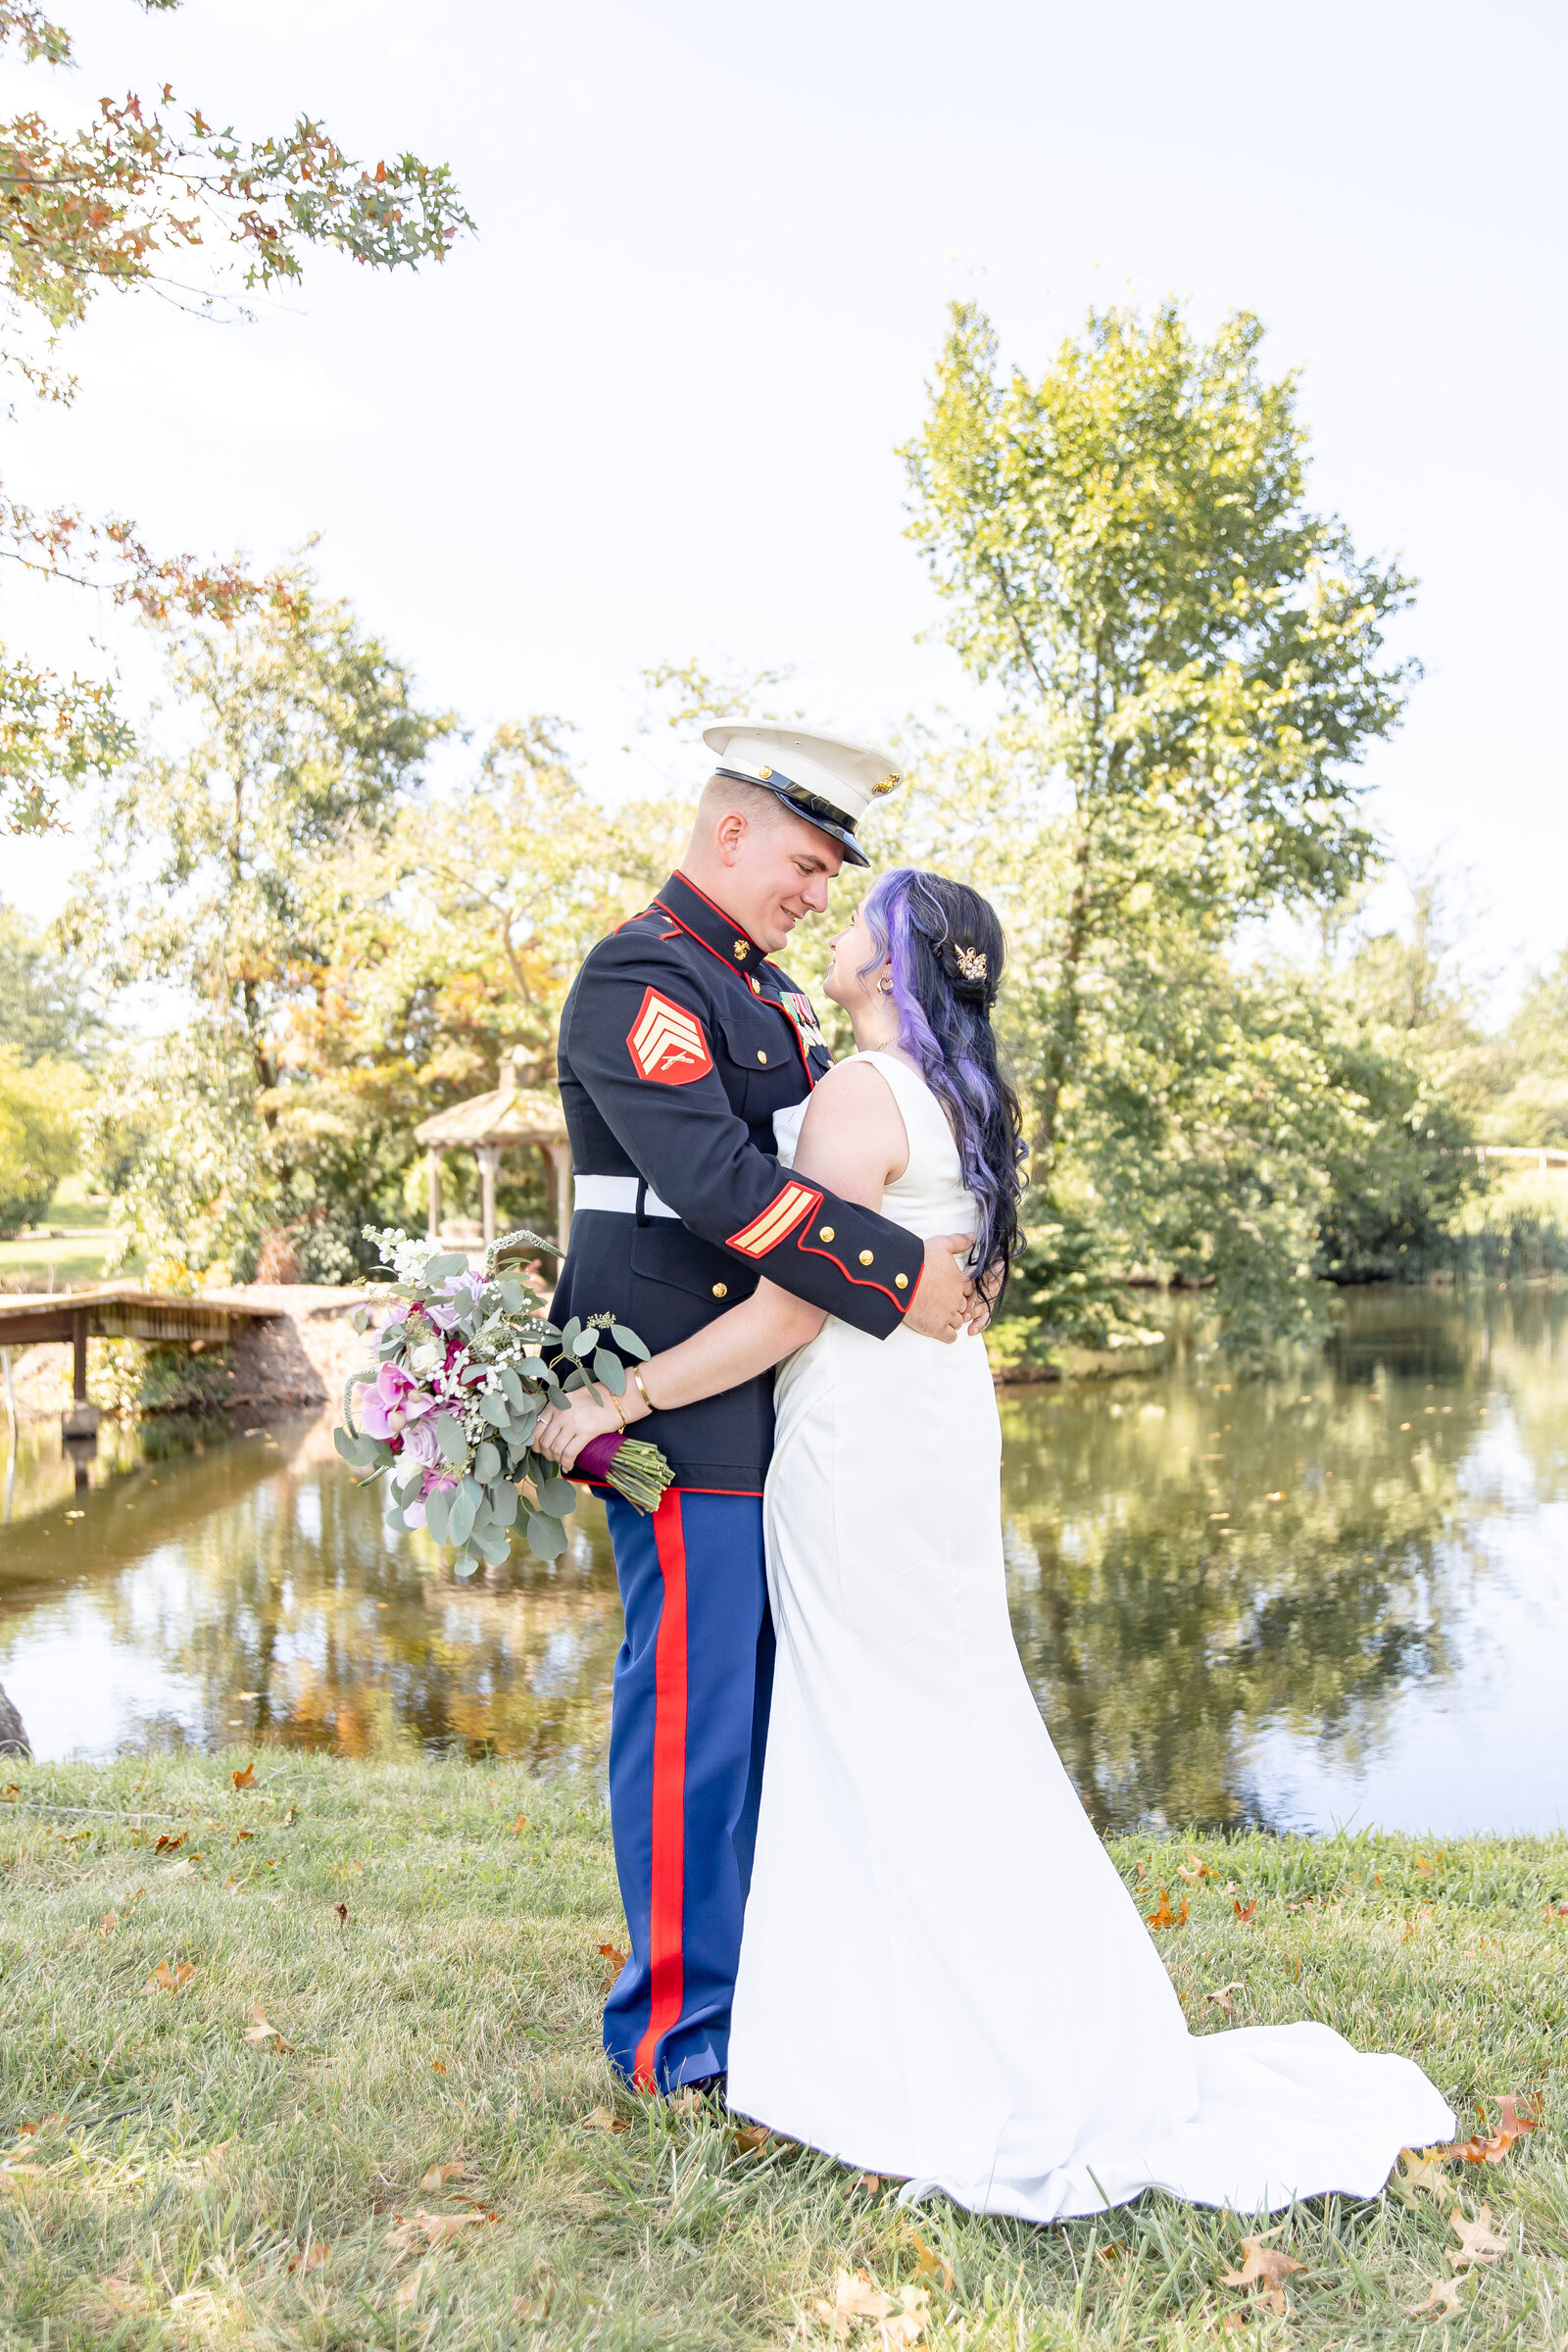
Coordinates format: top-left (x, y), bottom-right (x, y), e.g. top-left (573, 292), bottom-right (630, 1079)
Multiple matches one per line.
top-left (551, 871), bottom-right (926, 1492)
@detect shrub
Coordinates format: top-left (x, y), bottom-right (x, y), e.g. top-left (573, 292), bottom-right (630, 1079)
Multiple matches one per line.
top-left (0, 1049), bottom-right (80, 1236)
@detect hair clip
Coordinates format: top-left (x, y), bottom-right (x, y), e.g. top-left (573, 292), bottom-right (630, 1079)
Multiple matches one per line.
top-left (953, 945), bottom-right (988, 984)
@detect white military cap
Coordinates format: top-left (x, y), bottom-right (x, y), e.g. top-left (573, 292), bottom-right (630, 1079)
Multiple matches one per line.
top-left (701, 720), bottom-right (901, 868)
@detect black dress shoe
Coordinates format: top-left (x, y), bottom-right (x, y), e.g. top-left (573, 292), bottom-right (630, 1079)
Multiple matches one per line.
top-left (679, 2072), bottom-right (728, 2104)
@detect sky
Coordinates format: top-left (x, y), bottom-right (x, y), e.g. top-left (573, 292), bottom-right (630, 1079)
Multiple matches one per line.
top-left (7, 0), bottom-right (1565, 1012)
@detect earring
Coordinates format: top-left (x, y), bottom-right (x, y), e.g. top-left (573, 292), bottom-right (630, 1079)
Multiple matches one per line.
top-left (877, 978), bottom-right (892, 997)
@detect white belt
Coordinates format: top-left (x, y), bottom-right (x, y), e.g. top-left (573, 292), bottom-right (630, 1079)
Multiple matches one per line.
top-left (573, 1175), bottom-right (680, 1219)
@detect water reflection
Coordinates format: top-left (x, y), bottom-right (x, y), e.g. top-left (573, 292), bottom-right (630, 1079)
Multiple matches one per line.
top-left (2, 1290), bottom-right (1565, 1833)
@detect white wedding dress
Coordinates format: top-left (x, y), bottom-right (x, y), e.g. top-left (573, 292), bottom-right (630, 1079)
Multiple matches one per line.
top-left (726, 1050), bottom-right (1452, 2220)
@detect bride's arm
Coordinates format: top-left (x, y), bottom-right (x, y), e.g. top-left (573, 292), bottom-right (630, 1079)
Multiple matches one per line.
top-left (535, 1060), bottom-right (911, 1470)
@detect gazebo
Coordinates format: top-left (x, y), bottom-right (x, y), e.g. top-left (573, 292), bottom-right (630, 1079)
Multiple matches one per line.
top-left (414, 1049), bottom-right (573, 1251)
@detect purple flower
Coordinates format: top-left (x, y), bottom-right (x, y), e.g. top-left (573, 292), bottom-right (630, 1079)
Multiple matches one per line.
top-left (361, 1361), bottom-right (437, 1442)
top-left (423, 1272), bottom-right (486, 1332)
top-left (400, 1418), bottom-right (442, 1471)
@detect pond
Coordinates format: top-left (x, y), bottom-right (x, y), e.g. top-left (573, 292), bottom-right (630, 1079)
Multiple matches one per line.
top-left (2, 1288), bottom-right (1564, 1836)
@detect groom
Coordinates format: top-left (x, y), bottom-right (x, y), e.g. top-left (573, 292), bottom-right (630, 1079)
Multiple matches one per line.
top-left (551, 722), bottom-right (976, 2093)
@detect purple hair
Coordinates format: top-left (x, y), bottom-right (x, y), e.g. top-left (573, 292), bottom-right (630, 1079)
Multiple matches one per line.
top-left (859, 869), bottom-right (1024, 1304)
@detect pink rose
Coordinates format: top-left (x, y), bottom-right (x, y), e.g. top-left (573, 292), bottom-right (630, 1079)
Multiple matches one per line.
top-left (400, 1418), bottom-right (442, 1471)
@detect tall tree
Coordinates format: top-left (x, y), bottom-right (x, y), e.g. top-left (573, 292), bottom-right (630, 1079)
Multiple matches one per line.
top-left (0, 0), bottom-right (472, 833)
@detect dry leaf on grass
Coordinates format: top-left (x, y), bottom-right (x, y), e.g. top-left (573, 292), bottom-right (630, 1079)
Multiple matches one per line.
top-left (1391, 2147), bottom-right (1452, 2204)
top-left (418, 2162), bottom-right (469, 2190)
top-left (1220, 2237), bottom-right (1305, 2317)
top-left (1407, 2276), bottom-right (1465, 2321)
top-left (154, 1834), bottom-right (184, 1854)
top-left (511, 1814), bottom-right (529, 1837)
top-left (909, 2232), bottom-right (955, 2291)
top-left (732, 2122), bottom-right (770, 2153)
top-left (392, 2261), bottom-right (433, 2308)
top-left (812, 2268), bottom-right (931, 2346)
top-left (1178, 1852), bottom-right (1217, 1883)
top-left (1446, 2205), bottom-right (1509, 2272)
top-left (141, 1960), bottom-right (197, 1994)
top-left (1438, 2096), bottom-right (1540, 2165)
top-left (232, 1763), bottom-right (257, 1789)
top-left (1147, 1886), bottom-right (1189, 1930)
top-left (1234, 1897), bottom-right (1256, 1922)
top-left (513, 2283), bottom-right (556, 2323)
top-left (1206, 1983), bottom-right (1245, 2023)
top-left (333, 1901), bottom-right (348, 1929)
top-left (583, 2107), bottom-right (630, 2134)
top-left (385, 2208), bottom-right (496, 2256)
top-left (244, 1999), bottom-right (291, 2051)
top-left (598, 1940), bottom-right (628, 1972)
top-left (287, 2243), bottom-right (329, 2275)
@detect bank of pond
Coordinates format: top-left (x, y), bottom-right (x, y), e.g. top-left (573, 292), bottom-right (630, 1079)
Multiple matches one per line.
top-left (2, 1286), bottom-right (1565, 1838)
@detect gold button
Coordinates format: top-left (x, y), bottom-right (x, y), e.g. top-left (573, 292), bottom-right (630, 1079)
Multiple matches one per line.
top-left (734, 940), bottom-right (747, 958)
top-left (711, 1282), bottom-right (727, 1298)
top-left (750, 975), bottom-right (761, 994)
top-left (895, 1273), bottom-right (908, 1289)
top-left (757, 1049), bottom-right (767, 1063)
top-left (858, 1250), bottom-right (873, 1265)
top-left (758, 764), bottom-right (772, 780)
top-left (818, 1225), bottom-right (834, 1242)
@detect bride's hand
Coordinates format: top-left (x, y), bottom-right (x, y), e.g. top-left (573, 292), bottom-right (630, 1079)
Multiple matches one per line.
top-left (534, 1387), bottom-right (623, 1474)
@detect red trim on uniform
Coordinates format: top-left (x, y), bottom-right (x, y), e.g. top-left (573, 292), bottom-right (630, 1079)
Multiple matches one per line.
top-left (652, 901), bottom-right (746, 977)
top-left (796, 1228), bottom-right (907, 1309)
top-left (671, 870), bottom-right (762, 945)
top-left (634, 1490), bottom-right (690, 2088)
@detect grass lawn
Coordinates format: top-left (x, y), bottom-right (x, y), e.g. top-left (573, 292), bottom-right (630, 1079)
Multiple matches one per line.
top-left (0, 1192), bottom-right (123, 1296)
top-left (1, 1752), bottom-right (1563, 2350)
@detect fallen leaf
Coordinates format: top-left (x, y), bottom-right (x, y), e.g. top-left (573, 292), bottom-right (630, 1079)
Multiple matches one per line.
top-left (232, 1763), bottom-right (256, 1789)
top-left (1436, 2096), bottom-right (1540, 2164)
top-left (1415, 1850), bottom-right (1444, 1876)
top-left (1147, 1886), bottom-right (1189, 1930)
top-left (222, 1874), bottom-right (242, 1896)
top-left (1217, 2313), bottom-right (1249, 2336)
top-left (1404, 1905), bottom-right (1436, 1937)
top-left (511, 1814), bottom-right (528, 1836)
top-left (234, 1828), bottom-right (254, 1840)
top-left (142, 1960), bottom-right (197, 1994)
top-left (392, 2261), bottom-right (432, 2307)
top-left (1446, 2204), bottom-right (1509, 2272)
top-left (282, 1806), bottom-right (297, 1826)
top-left (1220, 2237), bottom-right (1305, 2317)
top-left (385, 2207), bottom-right (494, 2255)
top-left (243, 1998), bottom-right (292, 2051)
top-left (583, 2107), bottom-right (629, 2133)
top-left (287, 2242), bottom-right (328, 2275)
top-left (598, 1940), bottom-right (628, 1971)
top-left (854, 2173), bottom-right (883, 2194)
top-left (910, 2232), bottom-right (955, 2291)
top-left (1206, 1983), bottom-right (1245, 2023)
top-left (813, 2268), bottom-right (896, 2334)
top-left (154, 1834), bottom-right (184, 1854)
top-left (334, 1901), bottom-right (348, 1929)
top-left (1407, 2276), bottom-right (1465, 2320)
top-left (430, 2060), bottom-right (447, 2075)
top-left (513, 2283), bottom-right (556, 2323)
top-left (99, 1909), bottom-right (118, 1936)
top-left (732, 2122), bottom-right (770, 2153)
top-left (164, 1857), bottom-right (195, 1879)
top-left (1391, 2146), bottom-right (1452, 2204)
top-left (418, 2162), bottom-right (469, 2189)
top-left (1234, 1898), bottom-right (1256, 1922)
top-left (1178, 1852), bottom-right (1217, 1883)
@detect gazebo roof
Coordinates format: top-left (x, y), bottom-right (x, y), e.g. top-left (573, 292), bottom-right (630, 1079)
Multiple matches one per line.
top-left (414, 1052), bottom-right (567, 1150)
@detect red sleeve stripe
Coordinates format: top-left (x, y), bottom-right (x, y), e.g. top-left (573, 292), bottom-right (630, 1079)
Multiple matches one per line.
top-left (796, 1229), bottom-right (907, 1309)
top-left (726, 1182), bottom-right (821, 1258)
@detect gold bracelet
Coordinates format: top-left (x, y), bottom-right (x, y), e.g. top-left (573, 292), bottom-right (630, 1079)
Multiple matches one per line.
top-left (601, 1381), bottom-right (627, 1433)
top-left (631, 1367), bottom-right (656, 1416)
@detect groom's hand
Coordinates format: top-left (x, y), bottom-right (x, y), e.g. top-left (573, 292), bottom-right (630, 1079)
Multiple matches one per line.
top-left (903, 1234), bottom-right (977, 1344)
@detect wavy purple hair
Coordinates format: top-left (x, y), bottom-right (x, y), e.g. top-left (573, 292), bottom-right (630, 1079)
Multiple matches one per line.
top-left (859, 869), bottom-right (1025, 1304)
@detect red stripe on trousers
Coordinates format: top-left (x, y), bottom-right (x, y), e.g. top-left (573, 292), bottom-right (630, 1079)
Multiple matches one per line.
top-left (633, 1490), bottom-right (689, 2087)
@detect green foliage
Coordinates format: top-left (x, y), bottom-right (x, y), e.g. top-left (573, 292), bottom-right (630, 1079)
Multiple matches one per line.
top-left (0, 1042), bottom-right (78, 1233)
top-left (87, 1335), bottom-right (232, 1416)
top-left (0, 892), bottom-right (101, 1062)
top-left (85, 1018), bottom-right (269, 1284)
top-left (0, 0), bottom-right (471, 833)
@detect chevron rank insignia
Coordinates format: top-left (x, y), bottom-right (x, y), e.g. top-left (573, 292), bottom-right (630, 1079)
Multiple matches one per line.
top-left (625, 987), bottom-right (713, 1085)
top-left (727, 1182), bottom-right (821, 1258)
top-left (781, 991), bottom-right (828, 1054)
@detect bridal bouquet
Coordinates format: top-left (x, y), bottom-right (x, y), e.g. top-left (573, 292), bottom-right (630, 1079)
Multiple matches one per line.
top-left (334, 1227), bottom-right (672, 1575)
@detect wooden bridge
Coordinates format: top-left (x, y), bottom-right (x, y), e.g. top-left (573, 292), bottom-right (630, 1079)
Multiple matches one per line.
top-left (0, 1286), bottom-right (279, 1435)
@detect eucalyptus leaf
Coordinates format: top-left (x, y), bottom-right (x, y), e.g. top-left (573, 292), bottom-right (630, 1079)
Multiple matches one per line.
top-left (480, 1393), bottom-right (511, 1428)
top-left (570, 1326), bottom-right (599, 1357)
top-left (499, 1367), bottom-right (526, 1410)
top-left (474, 1441), bottom-right (501, 1483)
top-left (492, 1480), bottom-right (518, 1528)
top-left (498, 1280), bottom-right (525, 1312)
top-left (424, 1485), bottom-right (453, 1544)
top-left (434, 1415), bottom-right (467, 1466)
top-left (332, 1427), bottom-right (370, 1467)
top-left (538, 1475), bottom-right (576, 1518)
top-left (473, 1526), bottom-right (511, 1568)
top-left (350, 1305), bottom-right (370, 1335)
top-left (563, 1366), bottom-right (587, 1393)
top-left (560, 1316), bottom-right (582, 1354)
top-left (526, 1511), bottom-right (569, 1562)
top-left (447, 1488), bottom-right (477, 1548)
top-left (610, 1324), bottom-right (650, 1360)
top-left (424, 1251), bottom-right (469, 1281)
top-left (460, 1473), bottom-right (485, 1507)
top-left (592, 1348), bottom-right (626, 1395)
top-left (452, 1554), bottom-right (480, 1580)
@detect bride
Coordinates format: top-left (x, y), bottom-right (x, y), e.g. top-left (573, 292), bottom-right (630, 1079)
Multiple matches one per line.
top-left (536, 867), bottom-right (1453, 2221)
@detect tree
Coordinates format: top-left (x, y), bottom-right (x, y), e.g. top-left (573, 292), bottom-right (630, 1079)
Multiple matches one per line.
top-left (0, 1041), bottom-right (78, 1231)
top-left (0, 890), bottom-right (101, 1059)
top-left (901, 302), bottom-right (1421, 1351)
top-left (0, 0), bottom-right (472, 833)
